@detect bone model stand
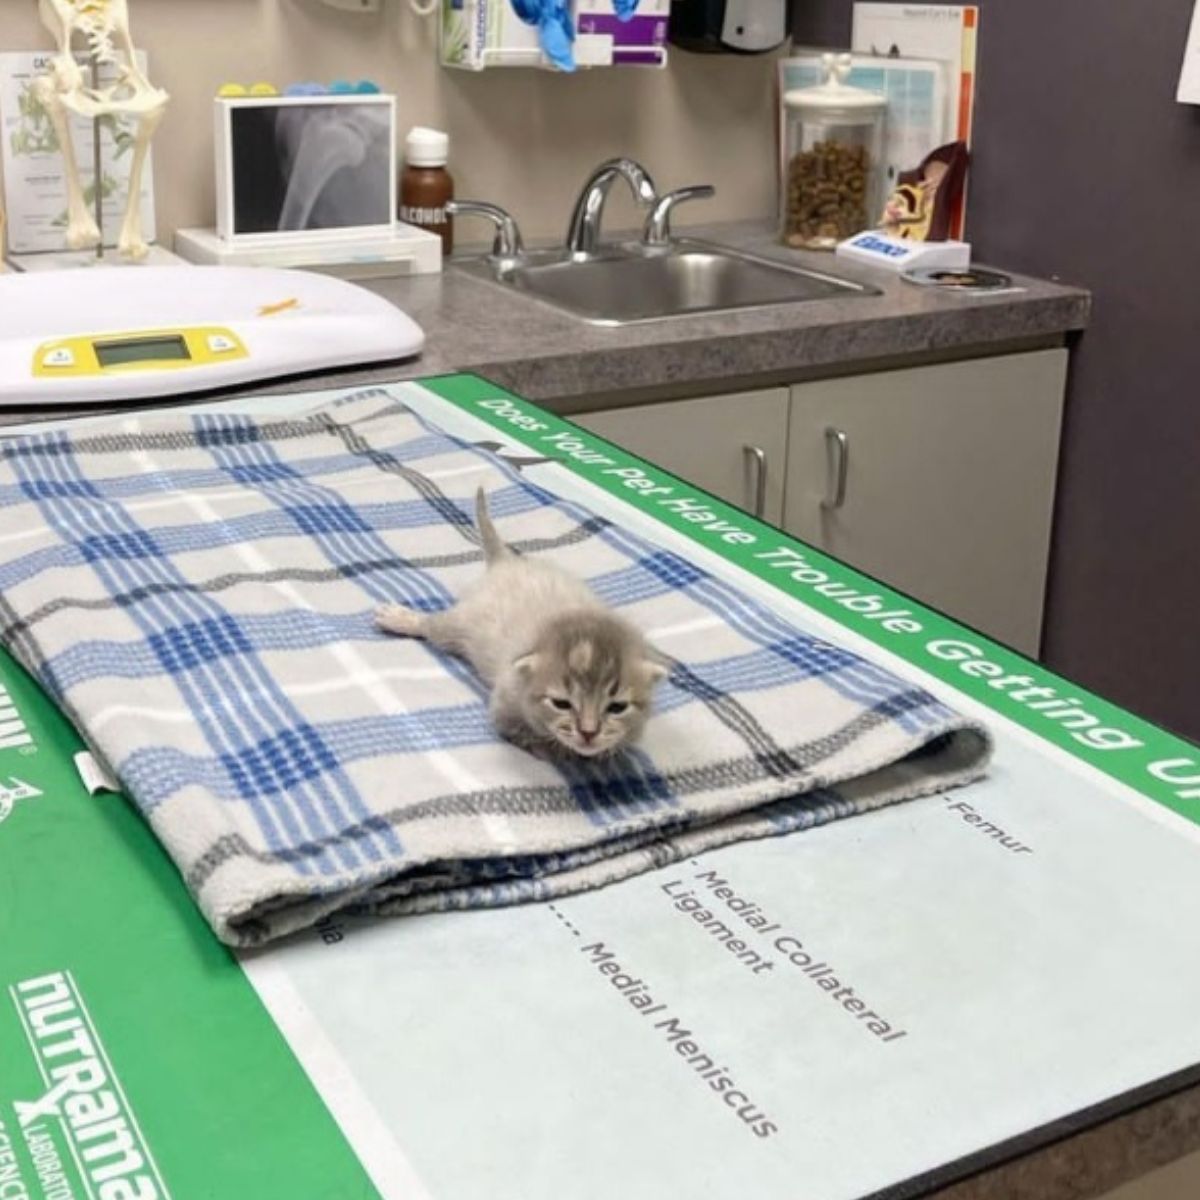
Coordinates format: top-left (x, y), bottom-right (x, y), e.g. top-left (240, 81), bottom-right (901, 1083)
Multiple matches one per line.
top-left (32, 0), bottom-right (168, 260)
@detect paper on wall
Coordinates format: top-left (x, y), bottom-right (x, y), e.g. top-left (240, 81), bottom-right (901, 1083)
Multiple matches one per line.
top-left (1178, 1), bottom-right (1200, 103)
top-left (0, 50), bottom-right (156, 254)
top-left (851, 4), bottom-right (978, 237)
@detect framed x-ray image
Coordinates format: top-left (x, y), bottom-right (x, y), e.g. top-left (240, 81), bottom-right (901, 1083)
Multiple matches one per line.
top-left (215, 94), bottom-right (396, 242)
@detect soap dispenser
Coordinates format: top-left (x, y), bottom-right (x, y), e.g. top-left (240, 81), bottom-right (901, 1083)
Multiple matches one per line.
top-left (669, 0), bottom-right (787, 54)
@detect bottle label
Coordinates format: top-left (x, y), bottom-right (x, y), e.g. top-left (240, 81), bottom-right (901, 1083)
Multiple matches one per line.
top-left (400, 204), bottom-right (447, 227)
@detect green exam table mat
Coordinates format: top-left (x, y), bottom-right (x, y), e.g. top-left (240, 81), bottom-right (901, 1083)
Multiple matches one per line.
top-left (1, 373), bottom-right (1199, 1200)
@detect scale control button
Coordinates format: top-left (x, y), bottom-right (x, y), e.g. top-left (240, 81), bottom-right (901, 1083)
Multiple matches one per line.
top-left (41, 347), bottom-right (75, 368)
top-left (207, 334), bottom-right (237, 353)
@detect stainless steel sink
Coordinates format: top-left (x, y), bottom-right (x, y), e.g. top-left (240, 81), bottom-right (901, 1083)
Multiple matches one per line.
top-left (453, 239), bottom-right (880, 326)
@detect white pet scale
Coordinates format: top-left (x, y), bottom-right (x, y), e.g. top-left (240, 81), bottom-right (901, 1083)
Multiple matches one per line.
top-left (0, 266), bottom-right (425, 406)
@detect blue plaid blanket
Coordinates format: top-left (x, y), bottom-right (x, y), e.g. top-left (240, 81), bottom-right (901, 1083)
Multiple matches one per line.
top-left (0, 386), bottom-right (991, 946)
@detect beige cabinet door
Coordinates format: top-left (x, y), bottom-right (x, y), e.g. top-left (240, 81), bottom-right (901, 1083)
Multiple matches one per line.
top-left (785, 350), bottom-right (1068, 655)
top-left (573, 388), bottom-right (790, 526)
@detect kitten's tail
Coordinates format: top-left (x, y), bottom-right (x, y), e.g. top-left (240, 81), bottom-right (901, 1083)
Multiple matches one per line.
top-left (474, 487), bottom-right (511, 564)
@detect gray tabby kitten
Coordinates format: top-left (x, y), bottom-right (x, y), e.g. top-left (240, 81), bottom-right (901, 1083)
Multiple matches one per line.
top-left (376, 489), bottom-right (667, 759)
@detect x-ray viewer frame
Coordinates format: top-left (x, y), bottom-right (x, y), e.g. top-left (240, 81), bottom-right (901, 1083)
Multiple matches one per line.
top-left (214, 94), bottom-right (397, 245)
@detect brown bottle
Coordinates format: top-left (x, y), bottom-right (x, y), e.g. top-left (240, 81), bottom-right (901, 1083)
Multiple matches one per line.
top-left (399, 127), bottom-right (453, 254)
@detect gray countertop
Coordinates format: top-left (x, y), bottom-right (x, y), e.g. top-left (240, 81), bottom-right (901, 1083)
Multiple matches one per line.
top-left (345, 221), bottom-right (1091, 407)
top-left (0, 221), bottom-right (1089, 426)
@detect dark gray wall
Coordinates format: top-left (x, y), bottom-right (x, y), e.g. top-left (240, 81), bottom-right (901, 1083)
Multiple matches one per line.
top-left (793, 0), bottom-right (1200, 742)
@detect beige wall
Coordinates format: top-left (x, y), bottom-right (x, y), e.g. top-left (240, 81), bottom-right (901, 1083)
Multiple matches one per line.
top-left (1, 0), bottom-right (779, 244)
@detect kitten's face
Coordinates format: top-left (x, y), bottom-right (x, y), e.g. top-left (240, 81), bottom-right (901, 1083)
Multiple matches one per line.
top-left (510, 614), bottom-right (666, 758)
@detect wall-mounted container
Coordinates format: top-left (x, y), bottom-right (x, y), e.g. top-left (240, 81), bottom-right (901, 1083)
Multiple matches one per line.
top-left (440, 0), bottom-right (669, 70)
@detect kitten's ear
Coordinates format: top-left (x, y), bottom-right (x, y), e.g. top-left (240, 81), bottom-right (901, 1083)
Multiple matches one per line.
top-left (641, 650), bottom-right (671, 686)
top-left (511, 652), bottom-right (541, 679)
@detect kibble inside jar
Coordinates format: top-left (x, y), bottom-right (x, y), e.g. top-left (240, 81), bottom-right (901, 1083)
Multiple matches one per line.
top-left (785, 140), bottom-right (871, 249)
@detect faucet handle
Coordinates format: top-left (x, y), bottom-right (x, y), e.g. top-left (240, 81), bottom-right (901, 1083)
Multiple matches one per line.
top-left (445, 200), bottom-right (525, 268)
top-left (642, 185), bottom-right (716, 247)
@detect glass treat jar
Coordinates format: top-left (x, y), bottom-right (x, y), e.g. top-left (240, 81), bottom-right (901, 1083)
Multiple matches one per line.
top-left (781, 53), bottom-right (887, 250)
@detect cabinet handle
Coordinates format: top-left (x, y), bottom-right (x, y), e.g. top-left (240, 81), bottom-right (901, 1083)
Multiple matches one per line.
top-left (822, 427), bottom-right (849, 510)
top-left (743, 444), bottom-right (768, 518)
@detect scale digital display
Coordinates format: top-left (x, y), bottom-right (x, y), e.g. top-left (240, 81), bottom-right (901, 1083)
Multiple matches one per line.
top-left (94, 335), bottom-right (192, 367)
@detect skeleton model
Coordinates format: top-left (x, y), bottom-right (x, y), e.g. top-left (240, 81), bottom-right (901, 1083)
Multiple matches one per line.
top-left (32, 0), bottom-right (168, 259)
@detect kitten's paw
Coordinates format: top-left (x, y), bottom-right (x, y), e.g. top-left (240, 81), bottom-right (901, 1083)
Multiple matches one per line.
top-left (375, 604), bottom-right (426, 638)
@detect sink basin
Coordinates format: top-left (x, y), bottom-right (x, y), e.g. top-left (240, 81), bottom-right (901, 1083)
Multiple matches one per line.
top-left (453, 239), bottom-right (879, 325)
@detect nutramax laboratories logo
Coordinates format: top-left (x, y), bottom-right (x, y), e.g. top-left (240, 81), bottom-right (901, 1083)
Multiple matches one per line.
top-left (9, 971), bottom-right (170, 1200)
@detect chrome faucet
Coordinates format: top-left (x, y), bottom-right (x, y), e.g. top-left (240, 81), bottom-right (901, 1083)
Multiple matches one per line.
top-left (642, 185), bottom-right (716, 247)
top-left (565, 158), bottom-right (658, 260)
top-left (445, 199), bottom-right (525, 271)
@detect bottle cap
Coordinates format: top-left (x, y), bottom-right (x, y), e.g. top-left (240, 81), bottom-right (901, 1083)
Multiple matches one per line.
top-left (405, 126), bottom-right (449, 168)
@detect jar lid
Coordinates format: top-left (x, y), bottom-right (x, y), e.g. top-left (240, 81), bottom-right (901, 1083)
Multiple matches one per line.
top-left (405, 126), bottom-right (449, 167)
top-left (783, 53), bottom-right (887, 112)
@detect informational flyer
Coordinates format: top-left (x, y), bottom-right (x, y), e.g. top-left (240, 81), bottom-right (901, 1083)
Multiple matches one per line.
top-left (1178, 1), bottom-right (1200, 103)
top-left (851, 4), bottom-right (978, 237)
top-left (0, 50), bottom-right (156, 254)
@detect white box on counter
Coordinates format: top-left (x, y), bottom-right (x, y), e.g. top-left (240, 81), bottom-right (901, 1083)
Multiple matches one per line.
top-left (836, 230), bottom-right (971, 272)
top-left (173, 222), bottom-right (442, 279)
